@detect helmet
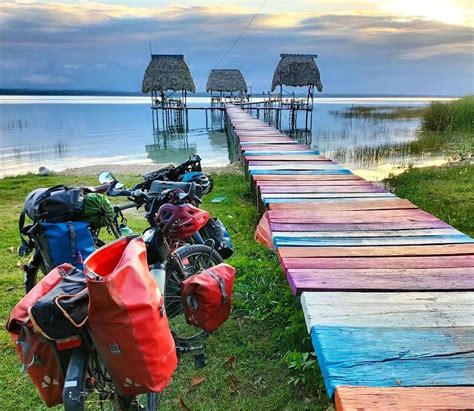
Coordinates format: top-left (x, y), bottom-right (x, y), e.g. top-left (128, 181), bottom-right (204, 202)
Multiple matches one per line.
top-left (155, 203), bottom-right (210, 239)
top-left (181, 172), bottom-right (214, 195)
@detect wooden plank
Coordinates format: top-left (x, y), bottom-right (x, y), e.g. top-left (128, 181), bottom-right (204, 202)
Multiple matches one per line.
top-left (281, 255), bottom-right (474, 271)
top-left (268, 198), bottom-right (416, 209)
top-left (277, 244), bottom-right (474, 258)
top-left (274, 234), bottom-right (473, 247)
top-left (260, 186), bottom-right (386, 193)
top-left (272, 221), bottom-right (451, 232)
top-left (273, 228), bottom-right (461, 238)
top-left (250, 160), bottom-right (337, 166)
top-left (249, 164), bottom-right (344, 170)
top-left (243, 150), bottom-right (320, 156)
top-left (242, 145), bottom-right (311, 152)
top-left (287, 267), bottom-right (474, 294)
top-left (245, 155), bottom-right (329, 161)
top-left (335, 386), bottom-right (474, 411)
top-left (268, 208), bottom-right (438, 223)
top-left (310, 325), bottom-right (474, 398)
top-left (240, 141), bottom-right (297, 145)
top-left (301, 291), bottom-right (474, 328)
top-left (252, 169), bottom-right (353, 175)
top-left (251, 175), bottom-right (358, 182)
top-left (259, 180), bottom-right (379, 186)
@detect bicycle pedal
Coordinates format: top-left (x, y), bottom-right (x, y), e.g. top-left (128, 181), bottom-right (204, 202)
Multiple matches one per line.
top-left (193, 353), bottom-right (208, 369)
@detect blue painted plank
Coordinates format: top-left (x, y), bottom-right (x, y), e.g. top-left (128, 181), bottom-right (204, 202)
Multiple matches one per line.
top-left (250, 169), bottom-right (353, 175)
top-left (274, 234), bottom-right (474, 248)
top-left (310, 325), bottom-right (474, 398)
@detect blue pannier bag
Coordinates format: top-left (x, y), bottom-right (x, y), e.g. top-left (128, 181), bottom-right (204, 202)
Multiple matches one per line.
top-left (30, 221), bottom-right (95, 272)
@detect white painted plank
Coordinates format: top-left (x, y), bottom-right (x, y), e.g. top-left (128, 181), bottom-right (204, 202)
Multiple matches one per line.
top-left (301, 291), bottom-right (474, 332)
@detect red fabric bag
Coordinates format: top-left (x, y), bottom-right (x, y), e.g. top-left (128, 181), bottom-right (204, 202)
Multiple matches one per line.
top-left (255, 212), bottom-right (274, 250)
top-left (6, 264), bottom-right (74, 407)
top-left (181, 263), bottom-right (236, 333)
top-left (84, 236), bottom-right (177, 396)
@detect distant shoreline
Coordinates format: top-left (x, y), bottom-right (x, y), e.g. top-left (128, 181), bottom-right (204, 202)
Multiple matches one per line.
top-left (0, 89), bottom-right (458, 98)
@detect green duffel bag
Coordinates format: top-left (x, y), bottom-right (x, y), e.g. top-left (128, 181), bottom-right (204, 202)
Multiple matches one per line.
top-left (80, 193), bottom-right (115, 229)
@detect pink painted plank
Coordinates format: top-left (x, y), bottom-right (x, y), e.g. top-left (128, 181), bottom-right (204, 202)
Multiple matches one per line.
top-left (252, 174), bottom-right (363, 181)
top-left (241, 145), bottom-right (310, 151)
top-left (268, 209), bottom-right (440, 224)
top-left (250, 160), bottom-right (337, 166)
top-left (268, 198), bottom-right (414, 209)
top-left (287, 267), bottom-right (474, 294)
top-left (260, 185), bottom-right (386, 193)
top-left (278, 244), bottom-right (474, 258)
top-left (246, 155), bottom-right (330, 161)
top-left (281, 255), bottom-right (474, 271)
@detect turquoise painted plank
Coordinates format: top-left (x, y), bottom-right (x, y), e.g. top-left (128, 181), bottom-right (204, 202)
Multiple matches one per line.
top-left (274, 234), bottom-right (473, 247)
top-left (243, 150), bottom-right (320, 155)
top-left (310, 325), bottom-right (474, 398)
top-left (250, 169), bottom-right (353, 175)
top-left (249, 165), bottom-right (344, 170)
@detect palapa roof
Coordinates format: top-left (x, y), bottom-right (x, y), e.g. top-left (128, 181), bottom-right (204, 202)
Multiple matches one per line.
top-left (206, 69), bottom-right (248, 93)
top-left (271, 54), bottom-right (323, 92)
top-left (142, 54), bottom-right (196, 93)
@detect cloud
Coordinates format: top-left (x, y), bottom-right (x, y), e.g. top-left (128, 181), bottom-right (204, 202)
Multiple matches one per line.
top-left (0, 1), bottom-right (472, 94)
top-left (21, 73), bottom-right (68, 85)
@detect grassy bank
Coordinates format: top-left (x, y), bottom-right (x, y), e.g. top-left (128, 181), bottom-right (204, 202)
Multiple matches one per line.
top-left (422, 96), bottom-right (474, 133)
top-left (0, 172), bottom-right (328, 410)
top-left (386, 163), bottom-right (474, 237)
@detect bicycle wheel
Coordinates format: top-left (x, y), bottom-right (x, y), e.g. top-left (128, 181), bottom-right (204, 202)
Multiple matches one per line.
top-left (164, 244), bottom-right (223, 339)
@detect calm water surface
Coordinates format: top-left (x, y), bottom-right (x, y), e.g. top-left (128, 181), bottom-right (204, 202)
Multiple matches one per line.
top-left (0, 96), bottom-right (453, 180)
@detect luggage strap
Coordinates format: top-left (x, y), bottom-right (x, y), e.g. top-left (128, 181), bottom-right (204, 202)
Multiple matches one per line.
top-left (18, 321), bottom-right (41, 372)
top-left (206, 271), bottom-right (227, 305)
top-left (67, 222), bottom-right (78, 264)
top-left (18, 210), bottom-right (34, 256)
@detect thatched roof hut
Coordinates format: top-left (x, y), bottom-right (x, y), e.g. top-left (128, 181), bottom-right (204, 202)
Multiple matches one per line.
top-left (206, 69), bottom-right (248, 93)
top-left (142, 54), bottom-right (195, 93)
top-left (271, 54), bottom-right (323, 92)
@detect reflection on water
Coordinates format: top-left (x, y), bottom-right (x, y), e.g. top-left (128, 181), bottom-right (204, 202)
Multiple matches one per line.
top-left (275, 100), bottom-right (459, 180)
top-left (0, 98), bottom-right (231, 177)
top-left (0, 95), bottom-right (457, 180)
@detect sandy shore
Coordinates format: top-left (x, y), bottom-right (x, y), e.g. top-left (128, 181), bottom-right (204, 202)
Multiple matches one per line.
top-left (60, 162), bottom-right (243, 177)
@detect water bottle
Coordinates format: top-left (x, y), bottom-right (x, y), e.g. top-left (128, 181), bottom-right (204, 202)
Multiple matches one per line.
top-left (150, 263), bottom-right (166, 294)
top-left (119, 223), bottom-right (134, 236)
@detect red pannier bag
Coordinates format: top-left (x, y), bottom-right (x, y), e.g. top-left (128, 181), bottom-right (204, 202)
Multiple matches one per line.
top-left (84, 236), bottom-right (177, 396)
top-left (6, 264), bottom-right (75, 407)
top-left (255, 212), bottom-right (274, 250)
top-left (181, 263), bottom-right (236, 333)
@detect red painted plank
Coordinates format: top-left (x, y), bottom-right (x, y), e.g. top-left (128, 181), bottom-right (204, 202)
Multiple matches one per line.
top-left (287, 267), bottom-right (474, 294)
top-left (281, 255), bottom-right (474, 271)
top-left (277, 244), bottom-right (474, 258)
top-left (335, 386), bottom-right (474, 411)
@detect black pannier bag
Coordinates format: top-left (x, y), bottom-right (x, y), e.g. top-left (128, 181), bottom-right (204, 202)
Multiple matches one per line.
top-left (200, 218), bottom-right (234, 259)
top-left (24, 185), bottom-right (85, 223)
top-left (28, 266), bottom-right (89, 340)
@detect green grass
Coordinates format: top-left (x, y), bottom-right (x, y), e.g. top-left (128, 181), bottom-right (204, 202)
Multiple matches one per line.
top-left (385, 163), bottom-right (474, 237)
top-left (0, 172), bottom-right (329, 410)
top-left (422, 95), bottom-right (474, 133)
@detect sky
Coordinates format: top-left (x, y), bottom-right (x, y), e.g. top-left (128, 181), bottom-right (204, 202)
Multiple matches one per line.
top-left (0, 0), bottom-right (473, 95)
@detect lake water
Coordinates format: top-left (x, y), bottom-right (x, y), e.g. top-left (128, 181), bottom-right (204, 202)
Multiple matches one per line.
top-left (0, 96), bottom-right (454, 180)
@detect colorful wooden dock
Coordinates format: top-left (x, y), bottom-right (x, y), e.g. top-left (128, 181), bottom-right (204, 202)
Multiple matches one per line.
top-left (224, 104), bottom-right (474, 409)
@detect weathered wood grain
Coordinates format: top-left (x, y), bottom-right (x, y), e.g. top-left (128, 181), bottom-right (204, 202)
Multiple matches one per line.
top-left (310, 325), bottom-right (474, 397)
top-left (277, 244), bottom-right (474, 258)
top-left (272, 221), bottom-right (451, 232)
top-left (258, 180), bottom-right (374, 186)
top-left (274, 234), bottom-right (473, 247)
top-left (252, 174), bottom-right (358, 181)
top-left (252, 169), bottom-right (353, 175)
top-left (260, 185), bottom-right (386, 193)
top-left (243, 150), bottom-right (320, 156)
top-left (287, 267), bottom-right (474, 294)
top-left (281, 255), bottom-right (474, 271)
top-left (335, 386), bottom-right (474, 411)
top-left (246, 155), bottom-right (329, 161)
top-left (273, 228), bottom-right (461, 237)
top-left (301, 292), bottom-right (474, 329)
